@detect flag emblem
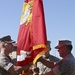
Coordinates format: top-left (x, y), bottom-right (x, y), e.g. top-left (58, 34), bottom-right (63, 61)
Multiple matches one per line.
top-left (20, 1), bottom-right (33, 25)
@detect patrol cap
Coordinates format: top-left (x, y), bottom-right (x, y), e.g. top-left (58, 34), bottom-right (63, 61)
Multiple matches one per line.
top-left (55, 40), bottom-right (72, 49)
top-left (47, 40), bottom-right (51, 50)
top-left (47, 40), bottom-right (51, 45)
top-left (0, 35), bottom-right (15, 43)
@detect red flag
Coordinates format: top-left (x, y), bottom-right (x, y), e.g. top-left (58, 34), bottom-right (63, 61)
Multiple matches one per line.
top-left (17, 0), bottom-right (47, 66)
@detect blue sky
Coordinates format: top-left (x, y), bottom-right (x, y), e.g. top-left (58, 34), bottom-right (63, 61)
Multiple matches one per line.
top-left (0, 0), bottom-right (75, 57)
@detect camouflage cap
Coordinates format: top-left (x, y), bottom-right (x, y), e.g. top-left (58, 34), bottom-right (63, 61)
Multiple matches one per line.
top-left (55, 40), bottom-right (72, 49)
top-left (0, 35), bottom-right (15, 43)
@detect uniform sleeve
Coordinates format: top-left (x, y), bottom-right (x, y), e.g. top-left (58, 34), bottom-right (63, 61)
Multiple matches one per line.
top-left (53, 60), bottom-right (70, 75)
top-left (0, 56), bottom-right (13, 71)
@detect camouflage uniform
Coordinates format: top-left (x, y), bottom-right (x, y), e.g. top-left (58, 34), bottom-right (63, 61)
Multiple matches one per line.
top-left (53, 54), bottom-right (75, 75)
top-left (37, 55), bottom-right (60, 75)
top-left (0, 54), bottom-right (13, 75)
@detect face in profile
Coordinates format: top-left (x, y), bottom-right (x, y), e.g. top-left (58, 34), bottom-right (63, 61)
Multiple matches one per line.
top-left (58, 46), bottom-right (67, 57)
top-left (4, 43), bottom-right (14, 54)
